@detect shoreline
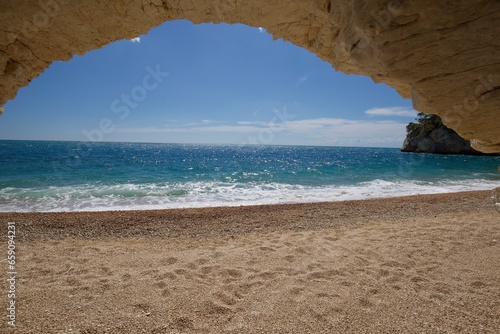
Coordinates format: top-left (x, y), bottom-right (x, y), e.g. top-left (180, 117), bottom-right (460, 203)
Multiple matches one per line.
top-left (2, 179), bottom-right (499, 214)
top-left (1, 187), bottom-right (497, 213)
top-left (1, 186), bottom-right (499, 214)
top-left (1, 190), bottom-right (499, 333)
top-left (0, 190), bottom-right (496, 241)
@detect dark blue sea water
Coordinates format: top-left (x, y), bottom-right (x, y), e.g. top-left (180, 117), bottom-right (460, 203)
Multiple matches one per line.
top-left (1, 140), bottom-right (499, 212)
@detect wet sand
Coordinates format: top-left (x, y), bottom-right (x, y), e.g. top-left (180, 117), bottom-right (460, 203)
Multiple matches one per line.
top-left (0, 190), bottom-right (499, 333)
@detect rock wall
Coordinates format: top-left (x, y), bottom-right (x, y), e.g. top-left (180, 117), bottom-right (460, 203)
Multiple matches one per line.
top-left (401, 115), bottom-right (499, 155)
top-left (1, 0), bottom-right (500, 153)
top-left (401, 123), bottom-right (489, 155)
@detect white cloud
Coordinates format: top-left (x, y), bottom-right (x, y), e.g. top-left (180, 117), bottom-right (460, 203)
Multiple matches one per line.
top-left (237, 121), bottom-right (268, 126)
top-left (169, 119), bottom-right (219, 127)
top-left (115, 117), bottom-right (408, 147)
top-left (295, 72), bottom-right (314, 87)
top-left (281, 119), bottom-right (407, 146)
top-left (258, 27), bottom-right (264, 33)
top-left (365, 106), bottom-right (417, 117)
top-left (295, 75), bottom-right (308, 87)
top-left (130, 37), bottom-right (141, 43)
top-left (117, 125), bottom-right (261, 134)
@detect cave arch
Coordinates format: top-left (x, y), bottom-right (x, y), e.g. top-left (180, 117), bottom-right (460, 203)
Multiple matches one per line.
top-left (1, 0), bottom-right (499, 152)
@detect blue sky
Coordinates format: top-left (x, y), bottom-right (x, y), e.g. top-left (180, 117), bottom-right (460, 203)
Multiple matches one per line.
top-left (0, 20), bottom-right (417, 147)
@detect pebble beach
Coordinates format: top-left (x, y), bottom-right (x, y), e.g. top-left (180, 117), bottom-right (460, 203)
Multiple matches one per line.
top-left (0, 190), bottom-right (499, 333)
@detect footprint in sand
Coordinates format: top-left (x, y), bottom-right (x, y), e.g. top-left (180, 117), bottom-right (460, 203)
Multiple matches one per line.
top-left (169, 317), bottom-right (194, 330)
top-left (223, 268), bottom-right (244, 278)
top-left (173, 269), bottom-right (192, 279)
top-left (156, 271), bottom-right (177, 280)
top-left (214, 291), bottom-right (238, 306)
top-left (196, 258), bottom-right (210, 265)
top-left (204, 300), bottom-right (233, 315)
top-left (66, 277), bottom-right (82, 287)
top-left (198, 265), bottom-right (219, 278)
top-left (153, 281), bottom-right (167, 289)
top-left (294, 246), bottom-right (310, 255)
top-left (358, 296), bottom-right (374, 308)
top-left (307, 263), bottom-right (324, 271)
top-left (307, 269), bottom-right (345, 281)
top-left (141, 268), bottom-right (160, 276)
top-left (249, 271), bottom-right (278, 281)
top-left (160, 257), bottom-right (179, 266)
top-left (289, 286), bottom-right (305, 297)
top-left (186, 262), bottom-right (198, 270)
top-left (258, 246), bottom-right (276, 252)
top-left (95, 279), bottom-right (111, 293)
top-left (99, 266), bottom-right (113, 276)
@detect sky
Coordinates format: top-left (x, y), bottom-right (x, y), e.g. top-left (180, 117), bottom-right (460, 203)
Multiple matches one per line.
top-left (0, 19), bottom-right (418, 147)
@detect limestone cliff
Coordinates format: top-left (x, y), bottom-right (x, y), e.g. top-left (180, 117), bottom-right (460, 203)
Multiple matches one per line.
top-left (401, 114), bottom-right (496, 155)
top-left (1, 0), bottom-right (500, 152)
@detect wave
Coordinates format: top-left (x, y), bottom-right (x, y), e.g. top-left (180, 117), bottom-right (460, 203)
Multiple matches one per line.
top-left (1, 179), bottom-right (499, 212)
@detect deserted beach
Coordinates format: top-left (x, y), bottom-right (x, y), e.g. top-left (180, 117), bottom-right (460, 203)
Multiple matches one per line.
top-left (1, 191), bottom-right (499, 333)
top-left (2, 1), bottom-right (500, 333)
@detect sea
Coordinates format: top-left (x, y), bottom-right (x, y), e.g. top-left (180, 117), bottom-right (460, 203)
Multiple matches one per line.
top-left (1, 140), bottom-right (499, 212)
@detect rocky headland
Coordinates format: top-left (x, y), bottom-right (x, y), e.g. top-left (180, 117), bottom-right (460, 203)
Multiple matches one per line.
top-left (401, 114), bottom-right (499, 155)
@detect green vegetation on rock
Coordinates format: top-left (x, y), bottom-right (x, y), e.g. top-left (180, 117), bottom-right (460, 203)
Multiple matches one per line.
top-left (402, 113), bottom-right (498, 155)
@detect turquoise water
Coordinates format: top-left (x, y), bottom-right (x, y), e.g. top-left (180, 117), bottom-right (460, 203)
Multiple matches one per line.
top-left (1, 140), bottom-right (499, 212)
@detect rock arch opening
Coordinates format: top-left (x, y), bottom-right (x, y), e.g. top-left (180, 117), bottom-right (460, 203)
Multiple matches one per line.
top-left (1, 0), bottom-right (499, 152)
top-left (3, 20), bottom-right (413, 146)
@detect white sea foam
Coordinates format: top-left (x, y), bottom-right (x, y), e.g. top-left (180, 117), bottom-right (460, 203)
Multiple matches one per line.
top-left (0, 179), bottom-right (499, 212)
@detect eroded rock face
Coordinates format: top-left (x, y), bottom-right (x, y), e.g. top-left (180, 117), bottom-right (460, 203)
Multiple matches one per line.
top-left (401, 114), bottom-right (500, 155)
top-left (401, 123), bottom-right (491, 155)
top-left (1, 0), bottom-right (499, 152)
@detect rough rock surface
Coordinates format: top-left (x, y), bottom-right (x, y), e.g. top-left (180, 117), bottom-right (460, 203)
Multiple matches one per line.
top-left (0, 0), bottom-right (500, 152)
top-left (401, 121), bottom-right (495, 155)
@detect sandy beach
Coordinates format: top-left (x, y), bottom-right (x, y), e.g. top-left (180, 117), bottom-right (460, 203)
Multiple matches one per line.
top-left (0, 190), bottom-right (499, 333)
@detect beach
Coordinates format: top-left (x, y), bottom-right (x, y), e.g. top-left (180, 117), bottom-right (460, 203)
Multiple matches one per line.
top-left (0, 190), bottom-right (499, 333)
